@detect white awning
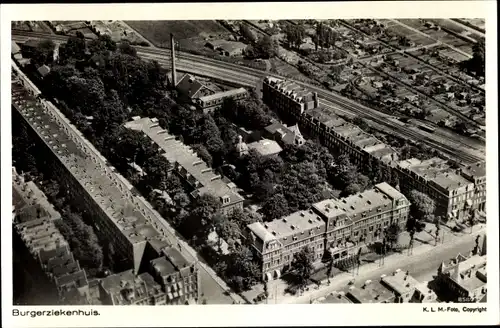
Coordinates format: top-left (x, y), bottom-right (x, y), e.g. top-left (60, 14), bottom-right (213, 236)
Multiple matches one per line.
top-left (265, 272), bottom-right (272, 281)
top-left (274, 269), bottom-right (281, 279)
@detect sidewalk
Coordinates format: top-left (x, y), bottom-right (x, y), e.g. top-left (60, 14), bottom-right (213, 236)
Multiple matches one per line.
top-left (262, 224), bottom-right (485, 304)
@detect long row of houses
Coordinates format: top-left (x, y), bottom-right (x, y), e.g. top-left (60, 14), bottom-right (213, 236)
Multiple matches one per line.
top-left (12, 167), bottom-right (89, 304)
top-left (262, 76), bottom-right (486, 222)
top-left (245, 182), bottom-right (410, 281)
top-left (12, 62), bottom-right (200, 306)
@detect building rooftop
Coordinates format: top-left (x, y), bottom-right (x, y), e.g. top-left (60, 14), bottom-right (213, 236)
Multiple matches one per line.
top-left (207, 40), bottom-right (247, 53)
top-left (311, 198), bottom-right (348, 221)
top-left (12, 83), bottom-right (170, 248)
top-left (332, 183), bottom-right (405, 222)
top-left (247, 139), bottom-right (283, 157)
top-left (176, 73), bottom-right (207, 99)
top-left (346, 280), bottom-right (395, 303)
top-left (12, 171), bottom-right (62, 223)
top-left (264, 77), bottom-right (315, 104)
top-left (461, 161), bottom-right (486, 180)
top-left (262, 208), bottom-right (325, 240)
top-left (197, 87), bottom-right (247, 103)
top-left (125, 117), bottom-right (244, 206)
top-left (381, 270), bottom-right (420, 296)
top-left (398, 157), bottom-right (451, 179)
top-left (38, 245), bottom-right (71, 265)
top-left (264, 121), bottom-right (304, 145)
top-left (314, 291), bottom-right (352, 304)
top-left (430, 172), bottom-right (474, 191)
top-left (99, 269), bottom-right (152, 305)
top-left (12, 41), bottom-right (21, 54)
top-left (247, 222), bottom-right (276, 243)
top-left (55, 269), bottom-right (89, 290)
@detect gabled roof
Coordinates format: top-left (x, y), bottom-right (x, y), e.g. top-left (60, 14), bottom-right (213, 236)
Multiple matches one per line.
top-left (176, 73), bottom-right (206, 99)
top-left (12, 41), bottom-right (21, 54)
top-left (37, 65), bottom-right (51, 77)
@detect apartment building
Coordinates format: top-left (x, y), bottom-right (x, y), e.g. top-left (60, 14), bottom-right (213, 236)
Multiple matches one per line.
top-left (397, 157), bottom-right (475, 220)
top-left (246, 183), bottom-right (410, 280)
top-left (125, 116), bottom-right (244, 215)
top-left (436, 253), bottom-right (487, 302)
top-left (12, 66), bottom-right (196, 289)
top-left (460, 161), bottom-right (486, 213)
top-left (98, 269), bottom-right (166, 305)
top-left (262, 77), bottom-right (399, 167)
top-left (262, 77), bottom-right (319, 122)
top-left (150, 248), bottom-right (199, 304)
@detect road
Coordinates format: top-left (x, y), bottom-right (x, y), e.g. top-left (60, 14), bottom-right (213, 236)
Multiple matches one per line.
top-left (11, 31), bottom-right (485, 164)
top-left (287, 224), bottom-right (486, 304)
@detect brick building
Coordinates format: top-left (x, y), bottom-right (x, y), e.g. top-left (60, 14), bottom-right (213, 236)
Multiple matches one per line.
top-left (245, 183), bottom-right (410, 280)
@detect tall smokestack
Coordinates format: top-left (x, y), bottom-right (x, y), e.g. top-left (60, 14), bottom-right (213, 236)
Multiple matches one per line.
top-left (170, 33), bottom-right (177, 87)
top-left (313, 92), bottom-right (319, 108)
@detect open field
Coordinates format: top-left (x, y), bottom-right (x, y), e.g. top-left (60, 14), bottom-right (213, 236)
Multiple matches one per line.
top-left (395, 19), bottom-right (475, 55)
top-left (125, 20), bottom-right (231, 49)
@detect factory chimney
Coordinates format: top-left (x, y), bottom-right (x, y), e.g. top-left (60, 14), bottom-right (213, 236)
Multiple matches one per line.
top-left (170, 33), bottom-right (177, 87)
top-left (313, 92), bottom-right (319, 108)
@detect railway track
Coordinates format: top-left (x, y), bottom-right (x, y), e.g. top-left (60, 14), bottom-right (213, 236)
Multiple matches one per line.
top-left (12, 31), bottom-right (484, 164)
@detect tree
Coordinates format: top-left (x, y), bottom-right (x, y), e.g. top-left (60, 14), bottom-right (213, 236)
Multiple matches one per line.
top-left (240, 24), bottom-right (257, 43)
top-left (143, 154), bottom-right (171, 189)
top-left (434, 217), bottom-right (441, 245)
top-left (326, 258), bottom-right (334, 283)
top-left (462, 38), bottom-right (485, 77)
top-left (119, 41), bottom-right (137, 57)
top-left (261, 193), bottom-right (290, 221)
top-left (408, 190), bottom-right (436, 222)
top-left (61, 36), bottom-right (87, 61)
top-left (225, 245), bottom-right (261, 291)
top-left (263, 280), bottom-right (269, 301)
top-left (255, 35), bottom-right (279, 59)
top-left (353, 117), bottom-right (369, 131)
top-left (228, 208), bottom-right (259, 231)
top-left (191, 144), bottom-right (213, 167)
top-left (284, 24), bottom-right (306, 49)
top-left (32, 39), bottom-right (56, 66)
top-left (213, 214), bottom-right (241, 253)
top-left (290, 246), bottom-right (314, 288)
top-left (385, 223), bottom-right (401, 250)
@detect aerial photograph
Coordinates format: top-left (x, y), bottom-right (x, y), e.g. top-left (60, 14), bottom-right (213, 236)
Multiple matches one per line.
top-left (11, 18), bottom-right (486, 306)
